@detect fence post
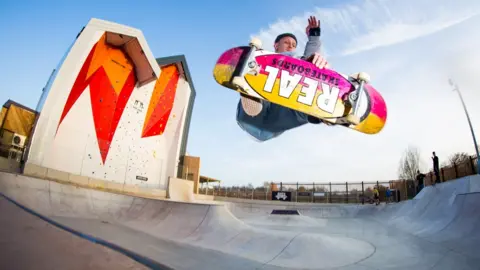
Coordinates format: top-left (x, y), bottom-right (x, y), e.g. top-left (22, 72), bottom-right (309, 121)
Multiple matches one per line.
top-left (441, 168), bottom-right (445, 182)
top-left (346, 182), bottom-right (349, 204)
top-left (329, 182), bottom-right (332, 203)
top-left (470, 156), bottom-right (475, 174)
top-left (361, 181), bottom-right (364, 205)
top-left (376, 181), bottom-right (380, 202)
top-left (296, 182), bottom-right (299, 203)
top-left (313, 182), bottom-right (315, 203)
top-left (454, 162), bottom-right (458, 178)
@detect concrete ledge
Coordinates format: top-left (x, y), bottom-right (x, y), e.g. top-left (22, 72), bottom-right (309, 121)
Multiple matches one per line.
top-left (23, 163), bottom-right (47, 179)
top-left (88, 178), bottom-right (108, 190)
top-left (167, 177), bottom-right (214, 202)
top-left (68, 174), bottom-right (89, 186)
top-left (123, 185), bottom-right (166, 199)
top-left (194, 194), bottom-right (214, 201)
top-left (107, 181), bottom-right (126, 193)
top-left (167, 177), bottom-right (194, 201)
top-left (21, 164), bottom-right (167, 200)
top-left (46, 168), bottom-right (70, 182)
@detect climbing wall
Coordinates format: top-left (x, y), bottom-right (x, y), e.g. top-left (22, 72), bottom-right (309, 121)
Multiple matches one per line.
top-left (25, 19), bottom-right (192, 190)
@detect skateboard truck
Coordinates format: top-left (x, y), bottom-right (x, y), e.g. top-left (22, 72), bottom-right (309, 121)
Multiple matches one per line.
top-left (231, 38), bottom-right (262, 91)
top-left (344, 72), bottom-right (370, 125)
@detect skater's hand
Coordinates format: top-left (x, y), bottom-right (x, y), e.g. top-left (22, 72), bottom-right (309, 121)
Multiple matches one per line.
top-left (306, 52), bottom-right (329, 69)
top-left (306, 16), bottom-right (320, 36)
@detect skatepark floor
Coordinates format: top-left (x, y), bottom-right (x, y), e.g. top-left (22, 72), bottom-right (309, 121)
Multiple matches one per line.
top-left (1, 172), bottom-right (480, 270)
top-left (0, 196), bottom-right (149, 270)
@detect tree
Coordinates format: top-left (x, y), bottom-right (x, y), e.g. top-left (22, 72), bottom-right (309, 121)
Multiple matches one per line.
top-left (263, 181), bottom-right (271, 190)
top-left (398, 145), bottom-right (422, 180)
top-left (447, 152), bottom-right (470, 167)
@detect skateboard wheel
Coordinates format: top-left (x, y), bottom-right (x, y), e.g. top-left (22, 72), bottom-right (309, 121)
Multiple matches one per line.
top-left (348, 91), bottom-right (358, 103)
top-left (248, 61), bottom-right (257, 69)
top-left (249, 37), bottom-right (262, 49)
top-left (357, 72), bottom-right (370, 83)
top-left (346, 114), bottom-right (360, 125)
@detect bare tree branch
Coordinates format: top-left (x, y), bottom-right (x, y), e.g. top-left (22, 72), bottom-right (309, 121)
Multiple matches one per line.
top-left (263, 181), bottom-right (270, 190)
top-left (447, 152), bottom-right (470, 166)
top-left (398, 145), bottom-right (422, 180)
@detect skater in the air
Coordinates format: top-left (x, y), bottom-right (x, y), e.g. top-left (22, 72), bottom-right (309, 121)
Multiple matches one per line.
top-left (236, 16), bottom-right (326, 142)
top-left (236, 16), bottom-right (363, 142)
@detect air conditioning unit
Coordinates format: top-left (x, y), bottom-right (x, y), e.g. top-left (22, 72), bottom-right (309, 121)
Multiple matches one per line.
top-left (11, 133), bottom-right (27, 148)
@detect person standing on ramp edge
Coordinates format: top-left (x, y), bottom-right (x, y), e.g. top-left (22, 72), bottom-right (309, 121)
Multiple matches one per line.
top-left (416, 170), bottom-right (426, 194)
top-left (432, 152), bottom-right (440, 185)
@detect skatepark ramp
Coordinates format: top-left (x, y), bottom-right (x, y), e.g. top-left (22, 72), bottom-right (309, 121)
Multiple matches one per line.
top-left (1, 172), bottom-right (480, 270)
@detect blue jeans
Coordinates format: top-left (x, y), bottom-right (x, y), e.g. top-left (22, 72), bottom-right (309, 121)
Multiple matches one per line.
top-left (236, 99), bottom-right (318, 141)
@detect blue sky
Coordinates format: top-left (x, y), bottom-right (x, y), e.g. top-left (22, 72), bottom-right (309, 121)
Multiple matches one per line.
top-left (1, 0), bottom-right (480, 187)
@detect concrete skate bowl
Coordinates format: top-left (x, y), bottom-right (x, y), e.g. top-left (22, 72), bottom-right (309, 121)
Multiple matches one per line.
top-left (1, 173), bottom-right (480, 270)
top-left (221, 177), bottom-right (480, 269)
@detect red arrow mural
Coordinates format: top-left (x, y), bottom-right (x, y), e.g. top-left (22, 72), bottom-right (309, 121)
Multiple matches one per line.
top-left (57, 33), bottom-right (136, 164)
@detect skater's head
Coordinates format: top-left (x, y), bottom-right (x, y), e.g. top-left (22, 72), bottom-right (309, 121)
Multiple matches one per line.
top-left (274, 33), bottom-right (297, 53)
top-left (432, 151), bottom-right (436, 157)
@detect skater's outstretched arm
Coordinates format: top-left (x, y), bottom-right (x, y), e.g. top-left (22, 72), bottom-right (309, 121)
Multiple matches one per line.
top-left (302, 16), bottom-right (329, 69)
top-left (303, 16), bottom-right (322, 58)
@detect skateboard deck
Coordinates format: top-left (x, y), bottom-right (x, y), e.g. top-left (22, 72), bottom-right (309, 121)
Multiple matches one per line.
top-left (213, 42), bottom-right (387, 134)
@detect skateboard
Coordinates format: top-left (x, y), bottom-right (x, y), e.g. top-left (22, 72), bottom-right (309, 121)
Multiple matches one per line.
top-left (212, 38), bottom-right (387, 134)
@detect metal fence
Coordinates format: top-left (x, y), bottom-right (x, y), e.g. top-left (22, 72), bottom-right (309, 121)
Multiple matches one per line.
top-left (199, 180), bottom-right (406, 204)
top-left (198, 154), bottom-right (479, 204)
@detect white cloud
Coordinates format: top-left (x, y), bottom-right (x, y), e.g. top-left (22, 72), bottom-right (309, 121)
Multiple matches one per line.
top-left (340, 15), bottom-right (477, 56)
top-left (207, 0), bottom-right (480, 187)
top-left (252, 0), bottom-right (480, 57)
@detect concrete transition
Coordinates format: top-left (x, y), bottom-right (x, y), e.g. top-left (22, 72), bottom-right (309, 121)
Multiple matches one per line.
top-left (1, 172), bottom-right (480, 270)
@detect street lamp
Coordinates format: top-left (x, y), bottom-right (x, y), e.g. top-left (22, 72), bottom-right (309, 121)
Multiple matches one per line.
top-left (449, 78), bottom-right (480, 174)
